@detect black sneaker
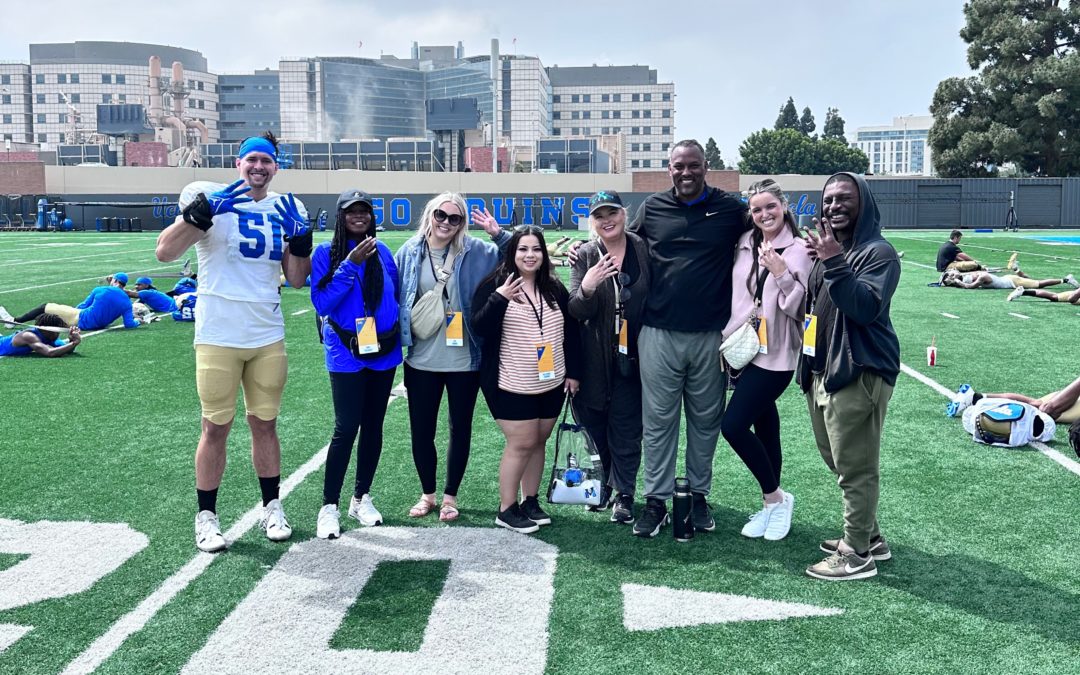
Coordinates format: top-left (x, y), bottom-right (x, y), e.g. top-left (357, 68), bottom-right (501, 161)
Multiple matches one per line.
top-left (610, 493), bottom-right (635, 524)
top-left (521, 496), bottom-right (552, 526)
top-left (586, 484), bottom-right (613, 512)
top-left (495, 503), bottom-right (539, 534)
top-left (632, 498), bottom-right (669, 537)
top-left (691, 493), bottom-right (715, 532)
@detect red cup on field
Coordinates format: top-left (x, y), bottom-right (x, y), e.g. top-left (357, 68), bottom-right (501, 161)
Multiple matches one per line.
top-left (927, 345), bottom-right (937, 366)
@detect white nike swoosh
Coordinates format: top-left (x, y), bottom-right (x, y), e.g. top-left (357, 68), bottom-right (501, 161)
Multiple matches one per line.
top-left (844, 562), bottom-right (871, 573)
top-left (706, 211), bottom-right (719, 217)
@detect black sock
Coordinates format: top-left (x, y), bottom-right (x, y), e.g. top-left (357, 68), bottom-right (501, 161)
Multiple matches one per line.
top-left (15, 304), bottom-right (47, 324)
top-left (197, 488), bottom-right (218, 513)
top-left (259, 475), bottom-right (280, 506)
top-left (973, 392), bottom-right (984, 404)
top-left (855, 550), bottom-right (869, 558)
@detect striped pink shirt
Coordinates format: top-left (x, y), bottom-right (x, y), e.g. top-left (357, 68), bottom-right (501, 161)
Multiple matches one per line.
top-left (498, 295), bottom-right (565, 394)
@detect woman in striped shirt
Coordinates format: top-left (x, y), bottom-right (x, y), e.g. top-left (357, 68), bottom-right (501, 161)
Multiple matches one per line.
top-left (472, 226), bottom-right (583, 533)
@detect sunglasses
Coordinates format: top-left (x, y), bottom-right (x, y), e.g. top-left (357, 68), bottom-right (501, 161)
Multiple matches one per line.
top-left (433, 209), bottom-right (465, 227)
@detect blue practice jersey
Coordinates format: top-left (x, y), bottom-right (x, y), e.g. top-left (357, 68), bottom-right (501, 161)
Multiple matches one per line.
top-left (137, 288), bottom-right (178, 313)
top-left (76, 286), bottom-right (139, 331)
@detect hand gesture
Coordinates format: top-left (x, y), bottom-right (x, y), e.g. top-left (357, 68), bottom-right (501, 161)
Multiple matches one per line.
top-left (804, 217), bottom-right (843, 261)
top-left (346, 237), bottom-right (378, 265)
top-left (273, 193), bottom-right (309, 239)
top-left (496, 273), bottom-right (524, 301)
top-left (759, 240), bottom-right (788, 277)
top-left (68, 326), bottom-right (81, 346)
top-left (566, 240), bottom-right (584, 267)
top-left (471, 207), bottom-right (502, 238)
top-left (581, 252), bottom-right (620, 295)
top-left (208, 179), bottom-right (254, 216)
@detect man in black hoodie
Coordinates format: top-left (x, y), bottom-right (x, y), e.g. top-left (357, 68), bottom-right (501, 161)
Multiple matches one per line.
top-left (628, 140), bottom-right (749, 537)
top-left (799, 172), bottom-right (900, 581)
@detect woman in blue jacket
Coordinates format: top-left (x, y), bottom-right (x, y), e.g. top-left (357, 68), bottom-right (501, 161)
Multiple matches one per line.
top-left (311, 189), bottom-right (402, 540)
top-left (395, 192), bottom-right (508, 522)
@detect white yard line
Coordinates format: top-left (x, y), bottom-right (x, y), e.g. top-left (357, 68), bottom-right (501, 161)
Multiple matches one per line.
top-left (291, 309), bottom-right (311, 316)
top-left (900, 259), bottom-right (937, 270)
top-left (1008, 312), bottom-right (1030, 320)
top-left (2, 248), bottom-right (159, 267)
top-left (941, 312), bottom-right (960, 319)
top-left (900, 363), bottom-right (1080, 477)
top-left (62, 386), bottom-right (405, 675)
top-left (0, 267), bottom-right (174, 295)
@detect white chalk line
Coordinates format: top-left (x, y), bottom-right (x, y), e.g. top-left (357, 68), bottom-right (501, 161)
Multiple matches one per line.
top-left (1008, 312), bottom-right (1030, 320)
top-left (888, 233), bottom-right (1080, 265)
top-left (62, 384), bottom-right (405, 675)
top-left (2, 247), bottom-right (161, 268)
top-left (900, 259), bottom-right (937, 270)
top-left (900, 363), bottom-right (1080, 478)
top-left (0, 267), bottom-right (176, 295)
top-left (941, 313), bottom-right (959, 319)
top-left (290, 309), bottom-right (311, 316)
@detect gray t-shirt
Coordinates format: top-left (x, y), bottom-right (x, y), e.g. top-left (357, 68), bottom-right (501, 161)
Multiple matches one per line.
top-left (406, 245), bottom-right (473, 372)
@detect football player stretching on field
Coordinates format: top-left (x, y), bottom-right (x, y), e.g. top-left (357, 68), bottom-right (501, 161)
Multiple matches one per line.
top-left (155, 132), bottom-right (313, 553)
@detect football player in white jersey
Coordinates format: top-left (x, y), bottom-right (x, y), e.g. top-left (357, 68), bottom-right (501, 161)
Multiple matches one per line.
top-left (155, 132), bottom-right (313, 553)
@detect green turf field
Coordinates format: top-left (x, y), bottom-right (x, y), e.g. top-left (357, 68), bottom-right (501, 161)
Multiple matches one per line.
top-left (1, 228), bottom-right (1078, 674)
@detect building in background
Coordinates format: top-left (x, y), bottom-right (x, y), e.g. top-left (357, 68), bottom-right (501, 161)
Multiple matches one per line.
top-left (0, 63), bottom-right (33, 144)
top-left (547, 65), bottom-right (674, 173)
top-left (852, 115), bottom-right (934, 176)
top-left (218, 70), bottom-right (280, 143)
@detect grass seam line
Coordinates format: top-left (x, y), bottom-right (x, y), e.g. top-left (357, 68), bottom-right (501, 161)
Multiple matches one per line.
top-left (62, 385), bottom-right (405, 675)
top-left (900, 363), bottom-right (1080, 477)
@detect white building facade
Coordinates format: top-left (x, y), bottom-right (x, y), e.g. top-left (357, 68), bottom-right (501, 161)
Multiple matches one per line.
top-left (852, 115), bottom-right (934, 176)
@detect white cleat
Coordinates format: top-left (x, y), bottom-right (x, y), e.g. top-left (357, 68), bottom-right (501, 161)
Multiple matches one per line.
top-left (316, 503), bottom-right (341, 540)
top-left (259, 498), bottom-right (292, 542)
top-left (349, 493), bottom-right (383, 527)
top-left (1065, 273), bottom-right (1078, 288)
top-left (195, 510), bottom-right (227, 553)
top-left (0, 305), bottom-right (15, 328)
top-left (1006, 287), bottom-right (1023, 302)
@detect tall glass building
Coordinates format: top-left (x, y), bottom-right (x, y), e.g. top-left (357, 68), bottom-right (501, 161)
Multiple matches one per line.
top-left (218, 70), bottom-right (280, 143)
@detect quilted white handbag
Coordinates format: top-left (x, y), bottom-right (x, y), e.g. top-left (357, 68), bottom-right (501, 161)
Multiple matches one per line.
top-left (719, 315), bottom-right (760, 370)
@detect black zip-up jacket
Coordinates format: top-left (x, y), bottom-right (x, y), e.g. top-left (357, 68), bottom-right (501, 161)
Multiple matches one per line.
top-left (629, 185), bottom-right (748, 332)
top-left (797, 172), bottom-right (901, 394)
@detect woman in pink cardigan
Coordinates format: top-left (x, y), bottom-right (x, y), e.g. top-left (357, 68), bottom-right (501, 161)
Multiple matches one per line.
top-left (721, 179), bottom-right (813, 542)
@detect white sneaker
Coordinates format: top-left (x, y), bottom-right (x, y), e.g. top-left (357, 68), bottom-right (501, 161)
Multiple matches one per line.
top-left (740, 505), bottom-right (772, 538)
top-left (316, 504), bottom-right (341, 540)
top-left (259, 498), bottom-right (292, 542)
top-left (1065, 273), bottom-right (1078, 288)
top-left (0, 305), bottom-right (14, 327)
top-left (946, 383), bottom-right (975, 417)
top-left (195, 510), bottom-right (227, 552)
top-left (1006, 287), bottom-right (1023, 302)
top-left (349, 494), bottom-right (382, 527)
top-left (763, 492), bottom-right (795, 541)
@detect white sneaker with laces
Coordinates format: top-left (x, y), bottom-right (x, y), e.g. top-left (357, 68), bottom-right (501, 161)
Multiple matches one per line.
top-left (763, 492), bottom-right (795, 541)
top-left (0, 305), bottom-right (15, 327)
top-left (349, 493), bottom-right (382, 527)
top-left (316, 504), bottom-right (341, 540)
top-left (1007, 287), bottom-right (1023, 302)
top-left (259, 498), bottom-right (292, 542)
top-left (195, 510), bottom-right (227, 552)
top-left (741, 502), bottom-right (776, 538)
top-left (1065, 273), bottom-right (1079, 288)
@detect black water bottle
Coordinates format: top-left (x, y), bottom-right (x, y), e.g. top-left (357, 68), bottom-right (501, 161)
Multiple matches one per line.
top-left (672, 477), bottom-right (694, 542)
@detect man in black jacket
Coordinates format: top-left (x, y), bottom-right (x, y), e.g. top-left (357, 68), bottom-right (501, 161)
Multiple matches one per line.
top-left (800, 172), bottom-right (900, 581)
top-left (629, 140), bottom-right (749, 537)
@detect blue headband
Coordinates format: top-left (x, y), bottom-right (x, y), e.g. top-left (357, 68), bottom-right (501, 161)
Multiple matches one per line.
top-left (238, 137), bottom-right (277, 161)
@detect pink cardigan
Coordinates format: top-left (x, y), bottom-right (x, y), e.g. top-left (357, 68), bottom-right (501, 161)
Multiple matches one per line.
top-left (722, 228), bottom-right (812, 372)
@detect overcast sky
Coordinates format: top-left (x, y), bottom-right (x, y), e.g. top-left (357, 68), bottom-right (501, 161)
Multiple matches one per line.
top-left (0, 0), bottom-right (972, 162)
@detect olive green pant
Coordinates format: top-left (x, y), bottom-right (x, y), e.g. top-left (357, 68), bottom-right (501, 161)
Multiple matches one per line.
top-left (806, 371), bottom-right (894, 553)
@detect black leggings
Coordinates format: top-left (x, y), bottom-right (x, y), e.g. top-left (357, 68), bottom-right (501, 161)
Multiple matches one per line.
top-left (403, 363), bottom-right (481, 497)
top-left (720, 364), bottom-right (793, 495)
top-left (323, 367), bottom-right (397, 505)
top-left (572, 366), bottom-right (643, 496)
top-left (15, 304), bottom-right (47, 324)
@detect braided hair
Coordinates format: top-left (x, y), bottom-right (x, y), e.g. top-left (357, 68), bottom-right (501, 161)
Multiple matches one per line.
top-left (316, 207), bottom-right (384, 314)
top-left (35, 312), bottom-right (69, 345)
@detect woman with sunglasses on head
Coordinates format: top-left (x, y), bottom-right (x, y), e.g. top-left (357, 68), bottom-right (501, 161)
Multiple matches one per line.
top-left (567, 191), bottom-right (650, 525)
top-left (720, 179), bottom-right (812, 542)
top-left (311, 189), bottom-right (402, 540)
top-left (472, 226), bottom-right (583, 533)
top-left (395, 192), bottom-right (509, 522)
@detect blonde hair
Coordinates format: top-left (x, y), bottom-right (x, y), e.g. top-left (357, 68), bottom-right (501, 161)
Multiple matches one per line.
top-left (417, 191), bottom-right (469, 251)
top-left (587, 205), bottom-right (626, 239)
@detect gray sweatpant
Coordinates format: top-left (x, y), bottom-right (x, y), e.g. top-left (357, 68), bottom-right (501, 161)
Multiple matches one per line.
top-left (638, 325), bottom-right (727, 500)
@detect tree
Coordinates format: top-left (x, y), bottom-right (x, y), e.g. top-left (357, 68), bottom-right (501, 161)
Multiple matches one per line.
top-left (799, 107), bottom-right (816, 136)
top-left (929, 0), bottom-right (1080, 177)
top-left (704, 137), bottom-right (726, 170)
top-left (774, 97), bottom-right (800, 131)
top-left (737, 128), bottom-right (868, 175)
top-left (823, 107), bottom-right (846, 140)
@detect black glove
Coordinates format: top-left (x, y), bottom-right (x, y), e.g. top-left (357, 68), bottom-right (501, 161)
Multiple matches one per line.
top-left (286, 228), bottom-right (313, 258)
top-left (181, 193), bottom-right (215, 232)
